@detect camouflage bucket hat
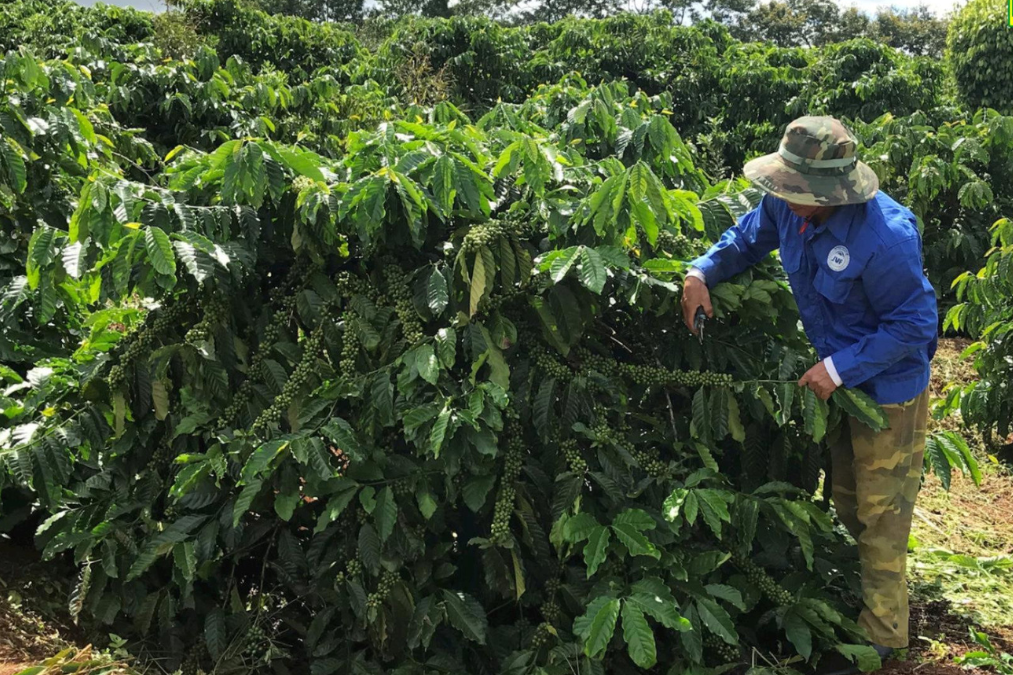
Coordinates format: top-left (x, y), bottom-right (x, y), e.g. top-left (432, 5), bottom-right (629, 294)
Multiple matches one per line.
top-left (743, 116), bottom-right (879, 207)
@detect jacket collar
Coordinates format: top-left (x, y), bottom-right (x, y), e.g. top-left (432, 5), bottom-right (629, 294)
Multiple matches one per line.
top-left (822, 203), bottom-right (858, 242)
top-left (798, 203), bottom-right (857, 243)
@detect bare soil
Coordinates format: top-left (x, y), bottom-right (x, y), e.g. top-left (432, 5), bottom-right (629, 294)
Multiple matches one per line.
top-left (882, 337), bottom-right (1013, 675)
top-left (0, 539), bottom-right (78, 667)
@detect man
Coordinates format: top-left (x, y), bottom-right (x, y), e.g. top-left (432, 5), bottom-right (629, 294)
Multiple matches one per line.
top-left (681, 117), bottom-right (937, 668)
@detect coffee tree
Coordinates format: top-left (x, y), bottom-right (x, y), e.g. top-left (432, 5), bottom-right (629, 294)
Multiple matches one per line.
top-left (0, 39), bottom-right (893, 674)
top-left (944, 217), bottom-right (1013, 448)
top-left (2, 1), bottom-right (990, 672)
top-left (851, 109), bottom-right (1013, 300)
top-left (947, 0), bottom-right (1013, 114)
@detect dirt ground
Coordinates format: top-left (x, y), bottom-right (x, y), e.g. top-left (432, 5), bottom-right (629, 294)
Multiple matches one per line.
top-left (881, 337), bottom-right (1013, 675)
top-left (0, 538), bottom-right (76, 669)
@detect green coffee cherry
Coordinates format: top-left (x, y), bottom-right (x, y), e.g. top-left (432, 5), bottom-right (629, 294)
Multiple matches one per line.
top-left (734, 555), bottom-right (794, 607)
top-left (383, 265), bottom-right (424, 344)
top-left (560, 438), bottom-right (587, 474)
top-left (490, 419), bottom-right (525, 544)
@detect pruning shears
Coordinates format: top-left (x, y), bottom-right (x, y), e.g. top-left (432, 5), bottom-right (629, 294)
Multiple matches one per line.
top-left (693, 306), bottom-right (707, 345)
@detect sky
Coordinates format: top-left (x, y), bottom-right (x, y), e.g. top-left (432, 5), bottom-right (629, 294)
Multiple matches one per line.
top-left (72, 0), bottom-right (962, 17)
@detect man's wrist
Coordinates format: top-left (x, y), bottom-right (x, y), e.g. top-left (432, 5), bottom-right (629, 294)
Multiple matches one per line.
top-left (824, 357), bottom-right (843, 387)
top-left (686, 267), bottom-right (707, 285)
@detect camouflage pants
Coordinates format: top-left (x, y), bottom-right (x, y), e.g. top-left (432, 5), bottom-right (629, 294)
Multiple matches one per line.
top-left (829, 387), bottom-right (929, 649)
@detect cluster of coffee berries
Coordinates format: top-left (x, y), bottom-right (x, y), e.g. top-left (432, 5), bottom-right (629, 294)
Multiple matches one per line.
top-left (491, 421), bottom-right (525, 544)
top-left (383, 266), bottom-right (423, 344)
top-left (109, 297), bottom-right (193, 387)
top-left (704, 631), bottom-right (740, 663)
top-left (491, 486), bottom-right (516, 542)
top-left (410, 523), bottom-right (427, 543)
top-left (622, 362), bottom-right (733, 387)
top-left (292, 175), bottom-right (316, 193)
top-left (186, 296), bottom-right (228, 345)
top-left (219, 380), bottom-right (254, 429)
top-left (735, 555), bottom-right (793, 607)
top-left (269, 258), bottom-right (314, 304)
top-left (462, 221), bottom-right (509, 253)
top-left (108, 364), bottom-right (127, 387)
top-left (673, 370), bottom-right (734, 387)
top-left (251, 326), bottom-right (326, 434)
top-left (590, 413), bottom-right (618, 446)
top-left (335, 271), bottom-right (377, 302)
top-left (655, 230), bottom-right (705, 258)
top-left (243, 623), bottom-right (270, 661)
top-left (541, 573), bottom-right (563, 624)
top-left (544, 575), bottom-right (560, 598)
top-left (560, 438), bottom-right (587, 474)
top-left (366, 570), bottom-right (399, 611)
top-left (481, 283), bottom-right (526, 314)
top-left (259, 296), bottom-right (297, 358)
top-left (575, 347), bottom-right (621, 379)
top-left (217, 296), bottom-right (299, 428)
top-left (533, 348), bottom-right (572, 382)
top-left (154, 440), bottom-right (177, 473)
top-left (152, 296), bottom-right (195, 334)
top-left (622, 363), bottom-right (673, 386)
top-left (631, 447), bottom-right (666, 477)
top-left (392, 478), bottom-right (412, 498)
top-left (339, 313), bottom-right (358, 375)
top-left (530, 622), bottom-right (555, 649)
top-left (334, 546), bottom-right (358, 586)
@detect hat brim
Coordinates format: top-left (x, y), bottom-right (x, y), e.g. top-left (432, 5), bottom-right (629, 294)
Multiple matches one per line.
top-left (742, 153), bottom-right (879, 207)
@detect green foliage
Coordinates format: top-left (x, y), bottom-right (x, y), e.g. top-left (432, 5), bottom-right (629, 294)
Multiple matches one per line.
top-left (943, 217), bottom-right (1013, 440)
top-left (11, 645), bottom-right (142, 675)
top-left (800, 40), bottom-right (943, 122)
top-left (182, 0), bottom-right (365, 76)
top-left (0, 2), bottom-right (993, 674)
top-left (0, 0), bottom-right (154, 59)
top-left (956, 628), bottom-right (1013, 674)
top-left (947, 0), bottom-right (1013, 113)
top-left (0, 28), bottom-right (890, 671)
top-left (852, 109), bottom-right (1013, 299)
top-left (732, 1), bottom-right (948, 58)
top-left (873, 6), bottom-right (948, 58)
top-left (923, 430), bottom-right (982, 491)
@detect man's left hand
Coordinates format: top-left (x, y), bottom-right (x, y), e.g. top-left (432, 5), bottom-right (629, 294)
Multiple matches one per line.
top-left (798, 361), bottom-right (838, 401)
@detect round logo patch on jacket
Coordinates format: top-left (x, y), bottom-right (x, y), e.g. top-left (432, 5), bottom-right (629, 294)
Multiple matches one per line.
top-left (827, 245), bottom-right (850, 272)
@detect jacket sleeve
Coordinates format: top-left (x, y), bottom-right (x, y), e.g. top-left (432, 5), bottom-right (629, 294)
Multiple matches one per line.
top-left (689, 196), bottom-right (781, 287)
top-left (830, 235), bottom-right (938, 388)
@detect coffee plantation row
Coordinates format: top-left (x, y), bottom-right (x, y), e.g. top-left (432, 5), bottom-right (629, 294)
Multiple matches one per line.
top-left (0, 0), bottom-right (1007, 673)
top-left (2, 0), bottom-right (1011, 302)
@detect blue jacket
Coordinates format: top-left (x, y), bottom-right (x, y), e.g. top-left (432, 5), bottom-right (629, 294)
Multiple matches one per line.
top-left (690, 192), bottom-right (937, 405)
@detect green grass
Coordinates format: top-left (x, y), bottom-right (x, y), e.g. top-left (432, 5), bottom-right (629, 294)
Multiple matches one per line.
top-left (904, 337), bottom-right (1013, 654)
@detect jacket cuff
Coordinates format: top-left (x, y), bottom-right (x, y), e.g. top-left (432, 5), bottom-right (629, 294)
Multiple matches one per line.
top-left (824, 356), bottom-right (843, 387)
top-left (688, 257), bottom-right (716, 286)
top-left (828, 347), bottom-right (861, 388)
top-left (686, 267), bottom-right (707, 284)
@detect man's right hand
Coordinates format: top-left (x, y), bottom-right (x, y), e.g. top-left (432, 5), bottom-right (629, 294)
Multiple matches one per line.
top-left (681, 275), bottom-right (713, 336)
